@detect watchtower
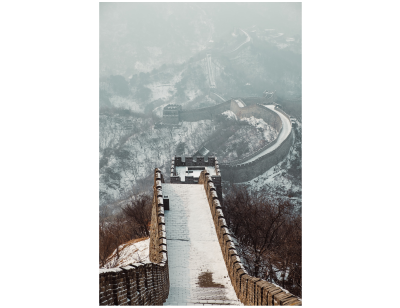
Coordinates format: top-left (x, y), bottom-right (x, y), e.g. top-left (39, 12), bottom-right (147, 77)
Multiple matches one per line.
top-left (170, 155), bottom-right (222, 203)
top-left (163, 104), bottom-right (182, 124)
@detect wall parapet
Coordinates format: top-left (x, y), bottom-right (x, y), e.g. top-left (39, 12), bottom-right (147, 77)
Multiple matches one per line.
top-left (198, 171), bottom-right (302, 306)
top-left (223, 104), bottom-right (287, 166)
top-left (99, 168), bottom-right (169, 306)
top-left (179, 101), bottom-right (231, 122)
top-left (219, 130), bottom-right (293, 183)
top-left (224, 124), bottom-right (283, 166)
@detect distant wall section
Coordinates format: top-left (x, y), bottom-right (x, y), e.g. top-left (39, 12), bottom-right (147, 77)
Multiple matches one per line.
top-left (170, 155), bottom-right (222, 203)
top-left (218, 101), bottom-right (293, 183)
top-left (220, 131), bottom-right (293, 183)
top-left (230, 101), bottom-right (282, 132)
top-left (179, 101), bottom-right (231, 122)
top-left (162, 97), bottom-right (293, 184)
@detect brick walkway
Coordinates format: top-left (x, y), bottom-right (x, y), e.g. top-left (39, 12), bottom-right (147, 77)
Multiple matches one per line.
top-left (162, 184), bottom-right (242, 306)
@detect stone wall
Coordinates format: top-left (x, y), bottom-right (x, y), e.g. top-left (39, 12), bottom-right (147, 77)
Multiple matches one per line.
top-left (173, 156), bottom-right (216, 167)
top-left (220, 131), bottom-right (293, 183)
top-left (219, 104), bottom-right (293, 183)
top-left (241, 97), bottom-right (270, 106)
top-left (99, 169), bottom-right (169, 306)
top-left (163, 114), bottom-right (179, 124)
top-left (171, 98), bottom-right (292, 184)
top-left (198, 171), bottom-right (302, 306)
top-left (179, 101), bottom-right (231, 122)
top-left (231, 103), bottom-right (282, 132)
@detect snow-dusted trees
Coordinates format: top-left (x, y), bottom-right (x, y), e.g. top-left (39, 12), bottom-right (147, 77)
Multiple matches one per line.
top-left (99, 194), bottom-right (153, 268)
top-left (121, 195), bottom-right (152, 238)
top-left (222, 186), bottom-right (302, 297)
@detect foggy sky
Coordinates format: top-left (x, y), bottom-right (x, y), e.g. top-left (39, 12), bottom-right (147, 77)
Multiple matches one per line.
top-left (100, 2), bottom-right (301, 76)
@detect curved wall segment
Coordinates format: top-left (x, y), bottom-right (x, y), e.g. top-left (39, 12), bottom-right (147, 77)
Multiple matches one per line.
top-left (221, 102), bottom-right (293, 183)
top-left (164, 96), bottom-right (295, 185)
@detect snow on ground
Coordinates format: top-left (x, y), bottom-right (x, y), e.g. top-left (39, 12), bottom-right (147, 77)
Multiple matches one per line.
top-left (240, 119), bottom-right (302, 211)
top-left (185, 88), bottom-right (202, 101)
top-left (146, 69), bottom-right (184, 102)
top-left (222, 110), bottom-right (237, 120)
top-left (246, 162), bottom-right (294, 193)
top-left (163, 184), bottom-right (241, 305)
top-left (109, 96), bottom-right (143, 112)
top-left (175, 166), bottom-right (216, 181)
top-left (99, 118), bottom-right (217, 205)
top-left (240, 116), bottom-right (277, 143)
top-left (134, 59), bottom-right (161, 73)
top-left (235, 99), bottom-right (244, 108)
top-left (146, 83), bottom-right (175, 101)
top-left (153, 103), bottom-right (170, 118)
top-left (243, 106), bottom-right (291, 163)
top-left (102, 238), bottom-right (150, 269)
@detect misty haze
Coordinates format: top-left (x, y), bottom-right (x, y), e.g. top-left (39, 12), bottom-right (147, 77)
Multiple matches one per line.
top-left (99, 3), bottom-right (302, 306)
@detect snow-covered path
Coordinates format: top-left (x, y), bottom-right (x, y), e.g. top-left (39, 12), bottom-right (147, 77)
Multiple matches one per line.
top-left (244, 106), bottom-right (292, 163)
top-left (163, 184), bottom-right (241, 306)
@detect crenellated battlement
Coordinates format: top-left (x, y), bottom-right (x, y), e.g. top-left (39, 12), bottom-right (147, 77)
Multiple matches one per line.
top-left (99, 169), bottom-right (170, 306)
top-left (170, 155), bottom-right (222, 203)
top-left (198, 171), bottom-right (301, 305)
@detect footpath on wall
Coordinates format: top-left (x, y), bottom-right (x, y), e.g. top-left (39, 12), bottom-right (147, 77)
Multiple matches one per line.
top-left (243, 105), bottom-right (291, 163)
top-left (163, 183), bottom-right (241, 306)
top-left (99, 168), bottom-right (302, 306)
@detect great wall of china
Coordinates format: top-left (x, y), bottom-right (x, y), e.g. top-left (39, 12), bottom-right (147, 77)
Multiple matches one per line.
top-left (100, 168), bottom-right (301, 305)
top-left (99, 96), bottom-right (301, 305)
top-left (163, 95), bottom-right (295, 183)
top-left (99, 169), bottom-right (169, 305)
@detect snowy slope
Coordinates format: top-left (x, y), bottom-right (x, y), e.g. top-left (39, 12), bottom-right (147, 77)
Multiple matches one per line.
top-left (101, 238), bottom-right (150, 269)
top-left (240, 118), bottom-right (302, 211)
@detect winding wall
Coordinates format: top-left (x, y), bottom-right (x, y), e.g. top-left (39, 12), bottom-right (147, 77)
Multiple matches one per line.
top-left (198, 171), bottom-right (302, 305)
top-left (180, 101), bottom-right (230, 122)
top-left (99, 169), bottom-right (169, 306)
top-left (177, 96), bottom-right (294, 183)
top-left (220, 131), bottom-right (293, 183)
top-left (220, 101), bottom-right (293, 183)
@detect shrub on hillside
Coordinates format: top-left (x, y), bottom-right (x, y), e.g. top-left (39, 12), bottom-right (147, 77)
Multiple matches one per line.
top-left (222, 186), bottom-right (302, 297)
top-left (99, 194), bottom-right (152, 268)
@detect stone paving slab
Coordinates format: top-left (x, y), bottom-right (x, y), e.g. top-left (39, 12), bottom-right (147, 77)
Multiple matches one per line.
top-left (163, 184), bottom-right (242, 306)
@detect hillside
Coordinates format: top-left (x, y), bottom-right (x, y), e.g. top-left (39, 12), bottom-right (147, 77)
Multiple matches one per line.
top-left (101, 238), bottom-right (150, 269)
top-left (240, 119), bottom-right (302, 213)
top-left (99, 19), bottom-right (301, 208)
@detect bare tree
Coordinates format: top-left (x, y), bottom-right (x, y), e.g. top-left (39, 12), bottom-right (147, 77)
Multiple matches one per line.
top-left (122, 194), bottom-right (152, 237)
top-left (223, 186), bottom-right (302, 297)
